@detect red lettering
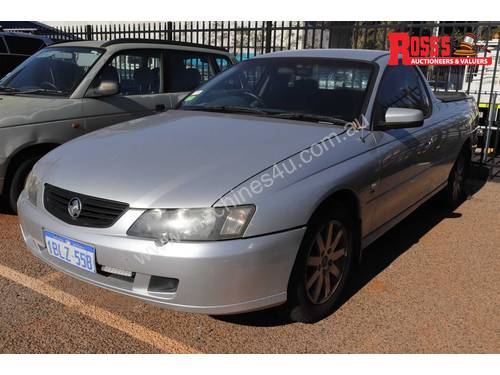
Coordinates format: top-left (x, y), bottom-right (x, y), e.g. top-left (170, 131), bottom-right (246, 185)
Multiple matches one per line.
top-left (430, 36), bottom-right (439, 57)
top-left (389, 33), bottom-right (453, 65)
top-left (441, 36), bottom-right (451, 56)
top-left (388, 32), bottom-right (410, 65)
top-left (410, 36), bottom-right (420, 56)
top-left (420, 36), bottom-right (429, 56)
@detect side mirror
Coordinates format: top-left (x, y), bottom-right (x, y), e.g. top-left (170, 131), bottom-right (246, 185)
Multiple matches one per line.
top-left (86, 80), bottom-right (119, 98)
top-left (382, 107), bottom-right (424, 129)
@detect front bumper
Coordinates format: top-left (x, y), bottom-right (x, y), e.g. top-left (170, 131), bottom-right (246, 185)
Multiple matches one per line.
top-left (18, 192), bottom-right (306, 315)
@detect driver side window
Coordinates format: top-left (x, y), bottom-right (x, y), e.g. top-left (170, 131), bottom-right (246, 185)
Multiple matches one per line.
top-left (373, 65), bottom-right (430, 126)
top-left (91, 50), bottom-right (162, 96)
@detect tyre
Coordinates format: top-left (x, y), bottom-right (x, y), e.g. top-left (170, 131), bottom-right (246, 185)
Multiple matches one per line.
top-left (442, 151), bottom-right (467, 209)
top-left (6, 157), bottom-right (38, 213)
top-left (285, 202), bottom-right (354, 323)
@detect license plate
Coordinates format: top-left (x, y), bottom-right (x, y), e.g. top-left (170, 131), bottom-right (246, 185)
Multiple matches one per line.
top-left (44, 230), bottom-right (97, 273)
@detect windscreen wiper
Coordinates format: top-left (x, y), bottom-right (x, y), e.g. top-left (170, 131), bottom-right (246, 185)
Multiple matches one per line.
top-left (0, 86), bottom-right (20, 93)
top-left (268, 112), bottom-right (348, 125)
top-left (182, 105), bottom-right (271, 116)
top-left (272, 112), bottom-right (348, 125)
top-left (19, 88), bottom-right (67, 96)
top-left (182, 106), bottom-right (349, 125)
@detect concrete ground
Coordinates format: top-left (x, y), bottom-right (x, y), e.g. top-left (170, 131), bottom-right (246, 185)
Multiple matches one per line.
top-left (0, 178), bottom-right (498, 353)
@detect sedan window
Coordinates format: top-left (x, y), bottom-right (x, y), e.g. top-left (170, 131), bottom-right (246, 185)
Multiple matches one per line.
top-left (0, 47), bottom-right (103, 96)
top-left (214, 55), bottom-right (232, 71)
top-left (165, 51), bottom-right (216, 92)
top-left (91, 50), bottom-right (163, 96)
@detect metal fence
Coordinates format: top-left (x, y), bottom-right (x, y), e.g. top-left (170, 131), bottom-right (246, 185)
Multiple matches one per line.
top-left (7, 21), bottom-right (500, 174)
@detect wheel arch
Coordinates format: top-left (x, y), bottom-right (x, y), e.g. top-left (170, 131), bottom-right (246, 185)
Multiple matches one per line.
top-left (3, 142), bottom-right (60, 191)
top-left (308, 188), bottom-right (362, 261)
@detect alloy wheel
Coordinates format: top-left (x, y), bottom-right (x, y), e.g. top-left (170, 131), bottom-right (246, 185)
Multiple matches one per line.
top-left (304, 220), bottom-right (348, 305)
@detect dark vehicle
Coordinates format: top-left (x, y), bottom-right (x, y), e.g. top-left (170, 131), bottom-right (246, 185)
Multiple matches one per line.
top-left (0, 32), bottom-right (54, 79)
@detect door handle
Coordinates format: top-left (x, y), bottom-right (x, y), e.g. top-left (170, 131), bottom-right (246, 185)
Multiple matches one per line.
top-left (155, 104), bottom-right (166, 112)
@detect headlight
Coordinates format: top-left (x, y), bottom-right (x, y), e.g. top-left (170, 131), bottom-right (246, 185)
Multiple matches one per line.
top-left (127, 205), bottom-right (255, 242)
top-left (25, 170), bottom-right (39, 206)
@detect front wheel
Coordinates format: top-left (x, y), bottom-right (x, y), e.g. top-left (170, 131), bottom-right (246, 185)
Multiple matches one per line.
top-left (285, 203), bottom-right (353, 323)
top-left (6, 157), bottom-right (38, 213)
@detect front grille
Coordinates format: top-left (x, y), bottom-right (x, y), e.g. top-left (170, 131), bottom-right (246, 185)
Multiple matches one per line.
top-left (44, 184), bottom-right (129, 228)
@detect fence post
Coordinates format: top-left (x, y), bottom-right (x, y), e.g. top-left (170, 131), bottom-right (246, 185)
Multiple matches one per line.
top-left (85, 25), bottom-right (93, 41)
top-left (264, 21), bottom-right (272, 53)
top-left (167, 22), bottom-right (173, 41)
top-left (483, 93), bottom-right (498, 164)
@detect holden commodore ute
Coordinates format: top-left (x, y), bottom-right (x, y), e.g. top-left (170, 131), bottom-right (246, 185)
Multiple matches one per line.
top-left (18, 49), bottom-right (478, 323)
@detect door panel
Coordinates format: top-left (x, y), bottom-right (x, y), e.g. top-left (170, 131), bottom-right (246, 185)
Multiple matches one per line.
top-left (82, 94), bottom-right (174, 133)
top-left (371, 123), bottom-right (436, 227)
top-left (424, 103), bottom-right (468, 188)
top-left (369, 65), bottom-right (437, 232)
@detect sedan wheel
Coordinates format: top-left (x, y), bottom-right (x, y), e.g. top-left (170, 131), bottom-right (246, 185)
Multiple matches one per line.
top-left (305, 220), bottom-right (348, 305)
top-left (285, 202), bottom-right (354, 323)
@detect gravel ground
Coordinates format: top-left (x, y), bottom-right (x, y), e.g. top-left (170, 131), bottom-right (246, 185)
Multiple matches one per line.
top-left (0, 179), bottom-right (498, 353)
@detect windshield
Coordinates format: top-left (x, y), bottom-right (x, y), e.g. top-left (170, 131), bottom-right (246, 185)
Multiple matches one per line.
top-left (0, 47), bottom-right (104, 97)
top-left (179, 57), bottom-right (373, 122)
